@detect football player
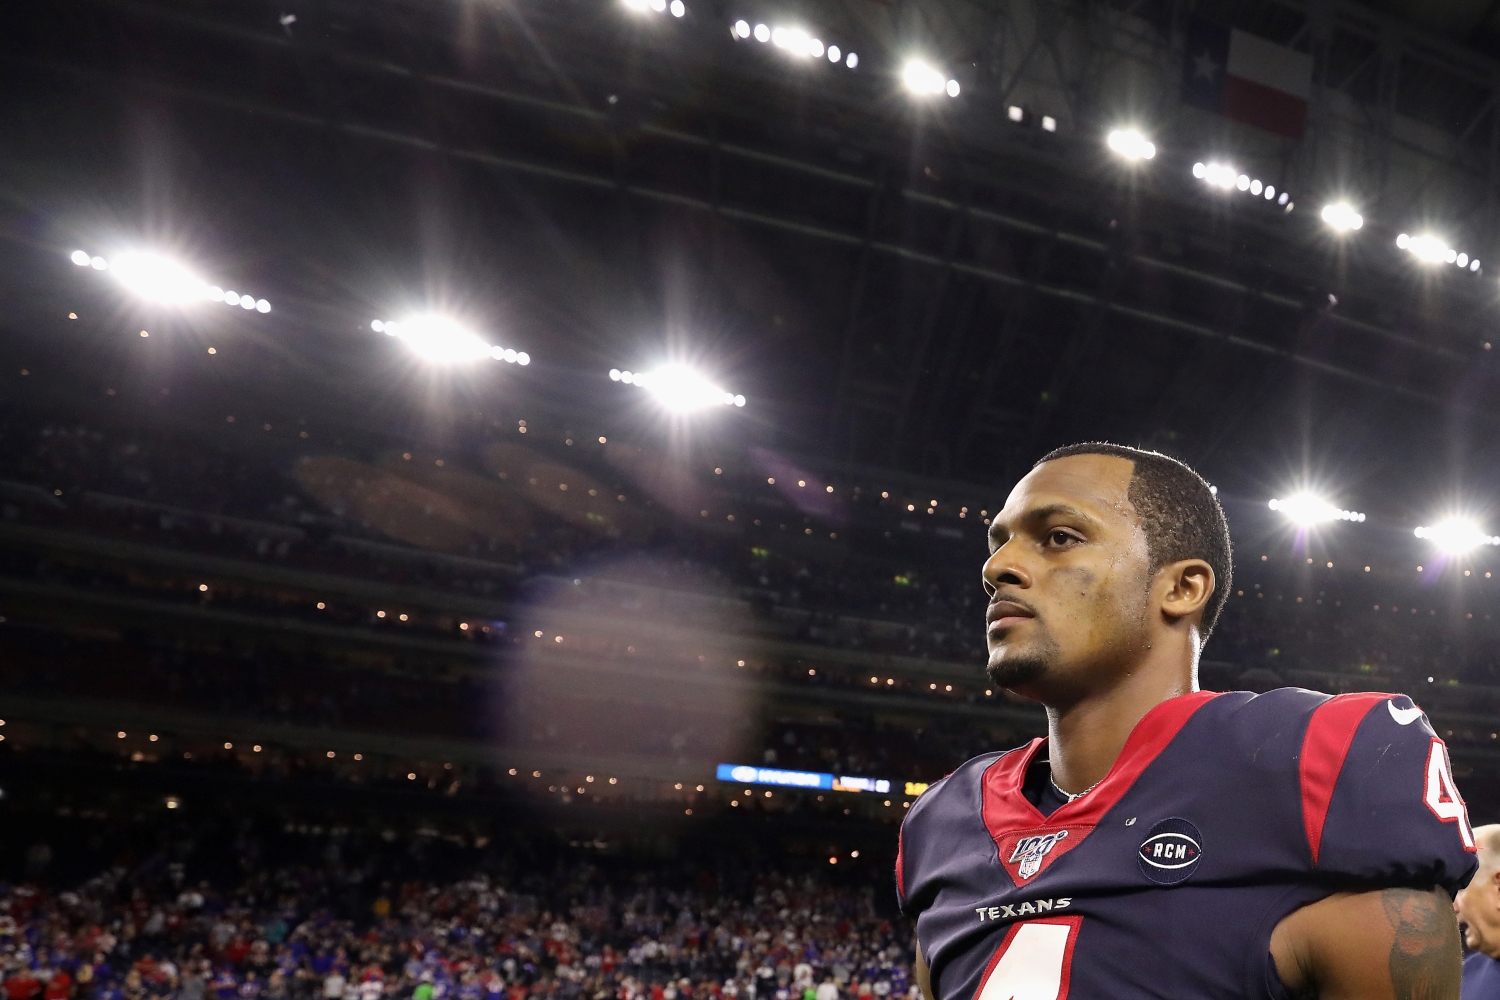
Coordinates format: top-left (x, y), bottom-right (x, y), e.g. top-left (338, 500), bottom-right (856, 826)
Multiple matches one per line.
top-left (900, 443), bottom-right (1476, 1000)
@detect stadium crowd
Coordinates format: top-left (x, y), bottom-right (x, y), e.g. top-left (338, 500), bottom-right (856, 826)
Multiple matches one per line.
top-left (0, 849), bottom-right (911, 1000)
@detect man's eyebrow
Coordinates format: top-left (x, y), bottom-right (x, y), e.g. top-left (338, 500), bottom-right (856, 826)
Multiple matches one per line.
top-left (987, 503), bottom-right (1099, 540)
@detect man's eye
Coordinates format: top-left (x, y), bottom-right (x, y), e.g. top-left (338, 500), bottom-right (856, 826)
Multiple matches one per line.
top-left (1045, 529), bottom-right (1077, 547)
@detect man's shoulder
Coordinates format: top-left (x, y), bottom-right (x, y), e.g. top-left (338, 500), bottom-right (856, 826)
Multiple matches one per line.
top-left (903, 744), bottom-right (1031, 826)
top-left (1190, 685), bottom-right (1418, 744)
top-left (1464, 951), bottom-right (1500, 997)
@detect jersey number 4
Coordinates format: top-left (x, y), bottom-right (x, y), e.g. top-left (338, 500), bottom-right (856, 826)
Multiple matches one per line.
top-left (1423, 738), bottom-right (1476, 851)
top-left (973, 917), bottom-right (1082, 1000)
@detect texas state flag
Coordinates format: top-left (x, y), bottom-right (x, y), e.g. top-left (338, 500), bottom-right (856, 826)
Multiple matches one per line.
top-left (1182, 19), bottom-right (1312, 140)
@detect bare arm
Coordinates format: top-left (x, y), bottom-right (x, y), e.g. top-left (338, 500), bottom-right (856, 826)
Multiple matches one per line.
top-left (1271, 887), bottom-right (1462, 1000)
top-left (913, 943), bottom-right (934, 1000)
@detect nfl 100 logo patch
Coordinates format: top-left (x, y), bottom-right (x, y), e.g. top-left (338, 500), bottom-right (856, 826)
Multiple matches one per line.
top-left (1009, 831), bottom-right (1070, 880)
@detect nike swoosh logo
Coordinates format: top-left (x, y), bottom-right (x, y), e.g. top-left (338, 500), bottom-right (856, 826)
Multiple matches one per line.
top-left (1388, 701), bottom-right (1425, 726)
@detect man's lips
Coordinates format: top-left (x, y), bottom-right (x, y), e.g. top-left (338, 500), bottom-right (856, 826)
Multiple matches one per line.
top-left (986, 600), bottom-right (1036, 634)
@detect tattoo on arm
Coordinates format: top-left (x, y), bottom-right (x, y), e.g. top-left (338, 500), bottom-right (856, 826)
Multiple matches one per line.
top-left (1380, 888), bottom-right (1461, 1000)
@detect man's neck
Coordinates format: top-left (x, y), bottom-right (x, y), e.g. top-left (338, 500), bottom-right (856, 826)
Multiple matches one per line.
top-left (1043, 661), bottom-right (1195, 795)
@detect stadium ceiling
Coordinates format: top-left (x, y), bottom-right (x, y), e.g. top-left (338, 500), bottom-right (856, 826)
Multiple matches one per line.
top-left (6, 0), bottom-right (1500, 488)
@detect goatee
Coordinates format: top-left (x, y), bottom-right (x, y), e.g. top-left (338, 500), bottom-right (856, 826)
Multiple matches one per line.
top-left (985, 652), bottom-right (1048, 689)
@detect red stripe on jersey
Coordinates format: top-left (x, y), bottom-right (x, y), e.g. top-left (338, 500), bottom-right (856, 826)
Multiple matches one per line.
top-left (1299, 692), bottom-right (1392, 866)
top-left (982, 691), bottom-right (1219, 881)
top-left (895, 826), bottom-right (906, 901)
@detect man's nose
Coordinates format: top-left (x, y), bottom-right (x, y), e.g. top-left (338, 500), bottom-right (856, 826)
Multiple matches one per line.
top-left (982, 543), bottom-right (1032, 594)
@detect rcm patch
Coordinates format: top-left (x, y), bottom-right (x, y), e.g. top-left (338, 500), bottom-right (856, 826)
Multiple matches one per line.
top-left (1138, 817), bottom-right (1204, 885)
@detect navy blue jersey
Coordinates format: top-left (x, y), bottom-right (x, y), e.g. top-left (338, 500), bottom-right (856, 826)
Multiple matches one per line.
top-left (1463, 952), bottom-right (1500, 1000)
top-left (897, 689), bottom-right (1478, 1000)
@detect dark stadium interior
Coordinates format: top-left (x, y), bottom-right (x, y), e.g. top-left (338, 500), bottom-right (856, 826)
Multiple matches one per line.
top-left (6, 0), bottom-right (1500, 995)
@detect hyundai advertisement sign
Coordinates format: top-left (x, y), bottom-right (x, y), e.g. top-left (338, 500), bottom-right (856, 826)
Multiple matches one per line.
top-left (716, 763), bottom-right (891, 794)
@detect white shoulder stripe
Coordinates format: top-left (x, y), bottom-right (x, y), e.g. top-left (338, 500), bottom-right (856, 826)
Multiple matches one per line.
top-left (1387, 700), bottom-right (1424, 726)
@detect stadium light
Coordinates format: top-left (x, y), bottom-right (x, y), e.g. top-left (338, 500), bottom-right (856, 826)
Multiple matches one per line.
top-left (1193, 163), bottom-right (1293, 211)
top-left (901, 59), bottom-right (954, 98)
top-left (372, 316), bottom-right (529, 365)
top-left (1320, 202), bottom-right (1363, 232)
top-left (71, 249), bottom-right (272, 312)
top-left (1396, 233), bottom-right (1477, 271)
top-left (736, 18), bottom-right (854, 69)
top-left (108, 252), bottom-right (209, 304)
top-left (1197, 162), bottom-right (1237, 190)
top-left (609, 365), bottom-right (745, 410)
top-left (1268, 495), bottom-right (1365, 525)
top-left (1106, 128), bottom-right (1155, 161)
top-left (1415, 519), bottom-right (1500, 554)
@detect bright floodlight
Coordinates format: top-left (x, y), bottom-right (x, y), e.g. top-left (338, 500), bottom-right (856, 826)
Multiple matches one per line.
top-left (375, 316), bottom-right (528, 365)
top-left (613, 364), bottom-right (744, 411)
top-left (902, 59), bottom-right (948, 96)
top-left (733, 19), bottom-right (749, 37)
top-left (1415, 519), bottom-right (1500, 554)
top-left (1320, 202), bottom-right (1363, 232)
top-left (1199, 162), bottom-right (1238, 190)
top-left (1106, 128), bottom-right (1155, 161)
top-left (770, 26), bottom-right (819, 57)
top-left (109, 252), bottom-right (209, 304)
top-left (75, 250), bottom-right (272, 312)
top-left (1269, 495), bottom-right (1365, 525)
top-left (1397, 233), bottom-right (1475, 269)
top-left (379, 315), bottom-right (491, 364)
top-left (1402, 234), bottom-right (1454, 264)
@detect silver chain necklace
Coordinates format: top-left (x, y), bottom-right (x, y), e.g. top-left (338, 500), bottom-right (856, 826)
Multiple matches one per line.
top-left (1049, 772), bottom-right (1103, 803)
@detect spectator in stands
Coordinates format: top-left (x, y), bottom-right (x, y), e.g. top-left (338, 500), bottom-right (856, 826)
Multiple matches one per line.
top-left (6, 964), bottom-right (42, 1000)
top-left (43, 969), bottom-right (71, 1000)
top-left (1459, 824), bottom-right (1500, 998)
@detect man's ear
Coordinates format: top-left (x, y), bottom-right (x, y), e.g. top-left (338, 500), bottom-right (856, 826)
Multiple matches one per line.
top-left (1159, 559), bottom-right (1215, 623)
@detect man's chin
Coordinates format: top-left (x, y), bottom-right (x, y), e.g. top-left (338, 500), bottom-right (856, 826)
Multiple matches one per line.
top-left (985, 649), bottom-right (1049, 690)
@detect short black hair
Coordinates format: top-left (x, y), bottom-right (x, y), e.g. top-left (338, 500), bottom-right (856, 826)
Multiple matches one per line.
top-left (1034, 442), bottom-right (1233, 639)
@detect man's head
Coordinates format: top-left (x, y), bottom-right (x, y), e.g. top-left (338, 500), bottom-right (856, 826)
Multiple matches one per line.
top-left (982, 443), bottom-right (1232, 700)
top-left (1457, 824), bottom-right (1500, 956)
